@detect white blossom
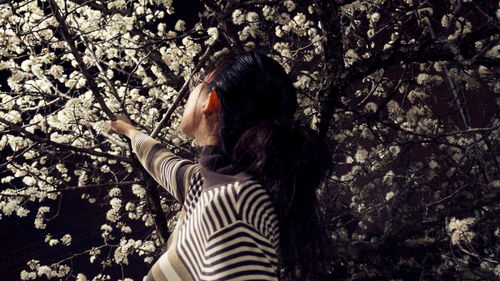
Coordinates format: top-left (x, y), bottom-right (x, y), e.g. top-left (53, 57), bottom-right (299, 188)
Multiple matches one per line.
top-left (22, 176), bottom-right (36, 186)
top-left (369, 12), bottom-right (380, 23)
top-left (132, 184), bottom-right (146, 198)
top-left (108, 188), bottom-right (121, 197)
top-left (245, 12), bottom-right (259, 23)
top-left (416, 73), bottom-right (443, 87)
top-left (354, 148), bottom-right (369, 163)
top-left (76, 273), bottom-right (88, 281)
top-left (441, 14), bottom-right (450, 27)
top-left (110, 198), bottom-right (122, 210)
top-left (106, 209), bottom-right (120, 222)
top-left (20, 270), bottom-right (36, 280)
top-left (385, 191), bottom-right (395, 201)
top-left (232, 9), bottom-right (244, 25)
top-left (34, 206), bottom-right (50, 229)
top-left (174, 20), bottom-right (185, 31)
top-left (283, 0), bottom-right (296, 12)
top-left (61, 234), bottom-right (72, 246)
top-left (48, 239), bottom-right (59, 246)
top-left (206, 27), bottom-right (218, 45)
top-left (37, 266), bottom-right (52, 277)
top-left (125, 202), bottom-right (136, 211)
top-left (447, 217), bottom-right (476, 245)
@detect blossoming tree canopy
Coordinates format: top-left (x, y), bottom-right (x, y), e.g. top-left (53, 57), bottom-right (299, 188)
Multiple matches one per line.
top-left (0, 0), bottom-right (498, 280)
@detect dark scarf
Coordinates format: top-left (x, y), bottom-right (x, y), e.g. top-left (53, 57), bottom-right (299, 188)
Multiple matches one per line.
top-left (198, 145), bottom-right (252, 190)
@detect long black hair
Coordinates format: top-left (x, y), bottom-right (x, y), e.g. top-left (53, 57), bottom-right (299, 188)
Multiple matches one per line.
top-left (205, 50), bottom-right (332, 280)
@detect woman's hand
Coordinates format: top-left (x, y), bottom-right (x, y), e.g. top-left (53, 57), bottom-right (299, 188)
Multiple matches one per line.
top-left (107, 114), bottom-right (140, 139)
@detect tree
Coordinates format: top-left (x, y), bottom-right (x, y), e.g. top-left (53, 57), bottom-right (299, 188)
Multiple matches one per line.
top-left (0, 0), bottom-right (498, 280)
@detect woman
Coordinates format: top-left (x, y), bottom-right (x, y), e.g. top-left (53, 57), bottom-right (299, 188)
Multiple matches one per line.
top-left (109, 51), bottom-right (331, 281)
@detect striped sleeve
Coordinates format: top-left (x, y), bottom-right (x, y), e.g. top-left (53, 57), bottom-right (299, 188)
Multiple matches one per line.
top-left (201, 221), bottom-right (279, 281)
top-left (131, 132), bottom-right (199, 203)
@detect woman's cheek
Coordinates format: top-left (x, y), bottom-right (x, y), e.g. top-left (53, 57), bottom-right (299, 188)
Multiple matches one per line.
top-left (179, 111), bottom-right (193, 137)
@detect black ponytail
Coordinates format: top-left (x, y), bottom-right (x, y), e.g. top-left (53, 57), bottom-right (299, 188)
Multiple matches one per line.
top-left (207, 50), bottom-right (332, 280)
top-left (232, 120), bottom-right (332, 280)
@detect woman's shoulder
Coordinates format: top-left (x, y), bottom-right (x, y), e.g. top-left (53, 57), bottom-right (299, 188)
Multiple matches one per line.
top-left (234, 179), bottom-right (276, 219)
top-left (233, 179), bottom-right (279, 246)
top-left (200, 176), bottom-right (272, 218)
top-left (234, 179), bottom-right (273, 209)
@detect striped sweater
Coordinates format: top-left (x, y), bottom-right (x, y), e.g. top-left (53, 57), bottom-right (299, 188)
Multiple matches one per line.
top-left (132, 132), bottom-right (280, 281)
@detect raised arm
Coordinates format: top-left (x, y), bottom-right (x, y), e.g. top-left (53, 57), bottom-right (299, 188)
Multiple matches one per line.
top-left (108, 114), bottom-right (199, 203)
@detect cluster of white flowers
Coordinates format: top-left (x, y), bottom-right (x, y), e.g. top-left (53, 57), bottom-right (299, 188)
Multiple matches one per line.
top-left (2, 134), bottom-right (32, 152)
top-left (293, 74), bottom-right (312, 90)
top-left (174, 19), bottom-right (186, 31)
top-left (206, 27), bottom-right (219, 45)
top-left (283, 0), bottom-right (296, 12)
top-left (46, 234), bottom-right (60, 246)
top-left (416, 73), bottom-right (444, 87)
top-left (138, 240), bottom-right (156, 255)
top-left (0, 198), bottom-right (22, 217)
top-left (89, 247), bottom-right (101, 264)
top-left (232, 9), bottom-right (245, 25)
top-left (110, 198), bottom-right (122, 210)
top-left (448, 17), bottom-right (472, 40)
top-left (131, 184), bottom-right (146, 198)
top-left (158, 37), bottom-right (199, 77)
top-left (61, 234), bottom-right (72, 246)
top-left (381, 168), bottom-right (394, 183)
top-left (113, 238), bottom-right (146, 265)
top-left (106, 197), bottom-right (122, 223)
top-left (385, 191), bottom-right (395, 201)
top-left (142, 213), bottom-right (154, 226)
top-left (236, 12), bottom-right (262, 41)
top-left (91, 274), bottom-right (111, 281)
top-left (447, 217), bottom-right (477, 245)
top-left (108, 187), bottom-right (121, 197)
top-left (344, 49), bottom-right (361, 67)
top-left (76, 273), bottom-right (88, 281)
top-left (34, 206), bottom-right (50, 229)
top-left (20, 259), bottom-right (70, 280)
top-left (273, 42), bottom-right (291, 58)
top-left (74, 170), bottom-right (88, 187)
top-left (354, 148), bottom-right (369, 163)
top-left (407, 87), bottom-right (427, 103)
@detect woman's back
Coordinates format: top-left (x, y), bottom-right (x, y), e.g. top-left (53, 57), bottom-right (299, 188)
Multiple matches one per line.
top-left (133, 132), bottom-right (279, 281)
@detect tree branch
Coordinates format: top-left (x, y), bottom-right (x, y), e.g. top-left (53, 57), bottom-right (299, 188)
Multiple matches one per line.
top-left (48, 0), bottom-right (174, 250)
top-left (48, 0), bottom-right (116, 121)
top-left (315, 0), bottom-right (345, 138)
top-left (0, 181), bottom-right (143, 198)
top-left (0, 116), bottom-right (133, 163)
top-left (344, 24), bottom-right (500, 86)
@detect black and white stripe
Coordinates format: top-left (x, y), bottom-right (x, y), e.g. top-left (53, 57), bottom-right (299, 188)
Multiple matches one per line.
top-left (133, 133), bottom-right (280, 281)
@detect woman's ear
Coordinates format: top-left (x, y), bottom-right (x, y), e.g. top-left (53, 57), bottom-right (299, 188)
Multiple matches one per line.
top-left (201, 89), bottom-right (221, 115)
